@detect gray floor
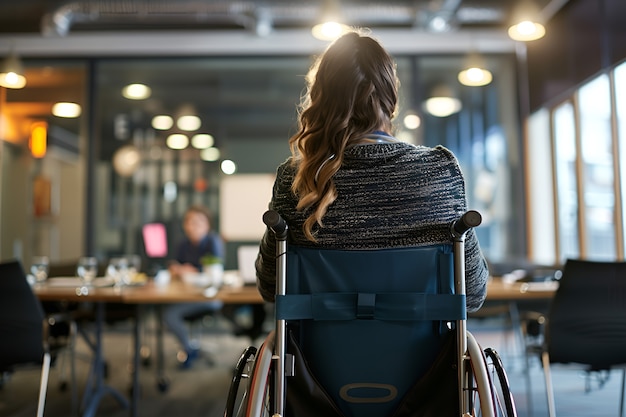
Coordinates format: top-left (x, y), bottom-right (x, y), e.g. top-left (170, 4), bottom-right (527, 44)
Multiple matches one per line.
top-left (1, 315), bottom-right (624, 417)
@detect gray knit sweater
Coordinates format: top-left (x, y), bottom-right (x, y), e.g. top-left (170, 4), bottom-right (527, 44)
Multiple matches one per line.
top-left (256, 138), bottom-right (488, 312)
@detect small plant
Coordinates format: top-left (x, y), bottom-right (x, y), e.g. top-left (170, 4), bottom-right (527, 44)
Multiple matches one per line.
top-left (201, 255), bottom-right (222, 266)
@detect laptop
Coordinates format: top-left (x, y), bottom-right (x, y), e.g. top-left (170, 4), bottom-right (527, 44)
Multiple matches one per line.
top-left (237, 245), bottom-right (260, 285)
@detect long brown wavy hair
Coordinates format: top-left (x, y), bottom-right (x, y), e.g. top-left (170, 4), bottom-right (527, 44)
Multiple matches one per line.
top-left (289, 30), bottom-right (399, 241)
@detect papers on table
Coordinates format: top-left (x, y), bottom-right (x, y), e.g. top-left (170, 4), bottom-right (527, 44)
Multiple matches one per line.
top-left (45, 276), bottom-right (116, 288)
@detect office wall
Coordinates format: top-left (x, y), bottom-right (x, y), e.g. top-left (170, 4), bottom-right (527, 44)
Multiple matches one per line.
top-left (527, 0), bottom-right (626, 111)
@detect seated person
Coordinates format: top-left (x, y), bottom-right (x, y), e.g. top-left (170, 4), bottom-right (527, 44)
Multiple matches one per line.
top-left (165, 205), bottom-right (224, 369)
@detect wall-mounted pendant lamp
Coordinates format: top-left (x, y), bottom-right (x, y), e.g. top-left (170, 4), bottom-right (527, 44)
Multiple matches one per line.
top-left (312, 0), bottom-right (349, 41)
top-left (508, 1), bottom-right (546, 42)
top-left (29, 121), bottom-right (47, 158)
top-left (423, 84), bottom-right (462, 118)
top-left (0, 49), bottom-right (27, 89)
top-left (458, 52), bottom-right (493, 87)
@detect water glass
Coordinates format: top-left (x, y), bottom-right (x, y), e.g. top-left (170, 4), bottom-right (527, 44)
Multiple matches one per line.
top-left (31, 256), bottom-right (49, 284)
top-left (77, 256), bottom-right (98, 287)
top-left (107, 257), bottom-right (129, 286)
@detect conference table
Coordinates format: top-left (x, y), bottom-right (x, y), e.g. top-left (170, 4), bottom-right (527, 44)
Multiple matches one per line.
top-left (34, 276), bottom-right (263, 417)
top-left (34, 275), bottom-right (555, 417)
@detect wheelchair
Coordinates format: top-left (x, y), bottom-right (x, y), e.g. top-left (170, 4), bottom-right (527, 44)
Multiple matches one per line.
top-left (225, 210), bottom-right (516, 417)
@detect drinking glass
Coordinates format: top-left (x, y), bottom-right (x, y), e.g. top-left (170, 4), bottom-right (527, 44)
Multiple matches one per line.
top-left (30, 256), bottom-right (49, 284)
top-left (77, 256), bottom-right (98, 287)
top-left (107, 257), bottom-right (129, 287)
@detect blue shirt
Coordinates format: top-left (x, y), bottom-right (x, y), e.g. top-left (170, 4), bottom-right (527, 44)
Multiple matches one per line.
top-left (175, 233), bottom-right (224, 270)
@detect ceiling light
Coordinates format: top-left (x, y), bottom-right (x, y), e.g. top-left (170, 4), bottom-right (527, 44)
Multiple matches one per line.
top-left (312, 21), bottom-right (349, 41)
top-left (508, 20), bottom-right (546, 42)
top-left (458, 67), bottom-right (493, 87)
top-left (166, 133), bottom-right (189, 150)
top-left (200, 147), bottom-right (220, 162)
top-left (0, 50), bottom-right (26, 89)
top-left (112, 145), bottom-right (142, 177)
top-left (221, 159), bottom-right (237, 175)
top-left (191, 133), bottom-right (214, 149)
top-left (151, 115), bottom-right (174, 130)
top-left (312, 0), bottom-right (348, 41)
top-left (403, 113), bottom-right (421, 130)
top-left (177, 115), bottom-right (201, 131)
top-left (423, 84), bottom-right (462, 118)
top-left (52, 102), bottom-right (81, 118)
top-left (458, 53), bottom-right (493, 87)
top-left (122, 83), bottom-right (151, 100)
top-left (508, 1), bottom-right (546, 42)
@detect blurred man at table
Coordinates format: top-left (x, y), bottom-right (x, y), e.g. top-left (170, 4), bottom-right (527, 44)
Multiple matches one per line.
top-left (165, 205), bottom-right (224, 369)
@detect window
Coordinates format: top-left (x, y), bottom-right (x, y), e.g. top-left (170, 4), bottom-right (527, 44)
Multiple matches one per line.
top-left (553, 101), bottom-right (579, 261)
top-left (578, 74), bottom-right (615, 260)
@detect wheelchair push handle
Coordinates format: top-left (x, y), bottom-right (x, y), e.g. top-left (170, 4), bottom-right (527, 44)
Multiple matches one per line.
top-left (451, 210), bottom-right (482, 238)
top-left (263, 210), bottom-right (288, 240)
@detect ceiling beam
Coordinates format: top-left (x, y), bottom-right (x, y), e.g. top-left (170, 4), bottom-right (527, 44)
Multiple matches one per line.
top-left (0, 28), bottom-right (517, 58)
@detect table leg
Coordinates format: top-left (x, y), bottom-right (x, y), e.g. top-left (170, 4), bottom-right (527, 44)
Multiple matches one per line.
top-left (155, 306), bottom-right (169, 392)
top-left (82, 302), bottom-right (129, 417)
top-left (131, 305), bottom-right (141, 417)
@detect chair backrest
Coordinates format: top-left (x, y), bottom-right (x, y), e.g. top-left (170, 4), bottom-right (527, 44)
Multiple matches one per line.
top-left (547, 258), bottom-right (626, 369)
top-left (277, 244), bottom-right (466, 417)
top-left (0, 259), bottom-right (46, 371)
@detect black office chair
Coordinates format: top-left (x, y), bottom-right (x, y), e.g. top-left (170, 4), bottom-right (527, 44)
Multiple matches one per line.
top-left (525, 258), bottom-right (626, 417)
top-left (0, 259), bottom-right (77, 417)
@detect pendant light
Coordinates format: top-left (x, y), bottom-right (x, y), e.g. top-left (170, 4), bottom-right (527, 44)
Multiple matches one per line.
top-left (0, 49), bottom-right (26, 89)
top-left (458, 52), bottom-right (493, 87)
top-left (508, 1), bottom-right (546, 42)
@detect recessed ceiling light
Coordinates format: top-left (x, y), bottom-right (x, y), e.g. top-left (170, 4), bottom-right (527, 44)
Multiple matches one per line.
top-left (200, 147), bottom-right (220, 161)
top-left (122, 83), bottom-right (151, 100)
top-left (177, 115), bottom-right (201, 131)
top-left (221, 159), bottom-right (237, 175)
top-left (191, 133), bottom-right (214, 149)
top-left (151, 115), bottom-right (174, 130)
top-left (166, 133), bottom-right (189, 150)
top-left (52, 102), bottom-right (81, 118)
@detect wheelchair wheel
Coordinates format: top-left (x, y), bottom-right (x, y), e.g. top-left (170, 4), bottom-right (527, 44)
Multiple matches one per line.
top-left (484, 348), bottom-right (517, 417)
top-left (465, 332), bottom-right (517, 417)
top-left (244, 333), bottom-right (275, 417)
top-left (224, 346), bottom-right (257, 417)
top-left (224, 332), bottom-right (275, 417)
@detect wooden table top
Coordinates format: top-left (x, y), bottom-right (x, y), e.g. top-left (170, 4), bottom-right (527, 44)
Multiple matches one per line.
top-left (485, 278), bottom-right (558, 301)
top-left (35, 275), bottom-right (554, 305)
top-left (34, 277), bottom-right (264, 305)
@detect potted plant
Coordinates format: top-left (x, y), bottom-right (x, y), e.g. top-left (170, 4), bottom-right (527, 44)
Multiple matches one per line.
top-left (201, 255), bottom-right (224, 288)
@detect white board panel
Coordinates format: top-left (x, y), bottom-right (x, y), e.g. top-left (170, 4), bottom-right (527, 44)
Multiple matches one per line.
top-left (219, 174), bottom-right (275, 241)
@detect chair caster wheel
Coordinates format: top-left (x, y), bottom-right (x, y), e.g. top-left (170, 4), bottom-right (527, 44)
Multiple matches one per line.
top-left (157, 376), bottom-right (170, 392)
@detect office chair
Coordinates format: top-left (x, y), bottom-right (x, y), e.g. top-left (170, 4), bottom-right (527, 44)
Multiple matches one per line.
top-left (525, 258), bottom-right (626, 417)
top-left (0, 259), bottom-right (77, 417)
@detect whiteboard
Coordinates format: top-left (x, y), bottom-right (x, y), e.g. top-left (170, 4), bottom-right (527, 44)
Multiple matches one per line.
top-left (219, 174), bottom-right (275, 241)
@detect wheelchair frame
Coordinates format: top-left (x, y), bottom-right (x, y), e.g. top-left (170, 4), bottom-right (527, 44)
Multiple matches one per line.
top-left (225, 210), bottom-right (516, 417)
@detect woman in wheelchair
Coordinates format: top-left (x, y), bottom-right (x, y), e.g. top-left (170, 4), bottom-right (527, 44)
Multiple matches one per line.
top-left (255, 30), bottom-right (488, 312)
top-left (227, 30), bottom-right (515, 417)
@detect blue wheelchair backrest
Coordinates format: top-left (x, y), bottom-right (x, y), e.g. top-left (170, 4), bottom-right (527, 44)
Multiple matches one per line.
top-left (276, 244), bottom-right (466, 417)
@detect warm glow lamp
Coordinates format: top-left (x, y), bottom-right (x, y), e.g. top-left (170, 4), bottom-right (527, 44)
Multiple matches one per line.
top-left (458, 52), bottom-right (493, 87)
top-left (0, 49), bottom-right (27, 89)
top-left (29, 122), bottom-right (47, 158)
top-left (423, 84), bottom-right (462, 118)
top-left (312, 0), bottom-right (349, 41)
top-left (508, 1), bottom-right (546, 42)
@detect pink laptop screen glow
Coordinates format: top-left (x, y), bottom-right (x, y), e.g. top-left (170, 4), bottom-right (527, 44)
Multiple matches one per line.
top-left (143, 223), bottom-right (168, 258)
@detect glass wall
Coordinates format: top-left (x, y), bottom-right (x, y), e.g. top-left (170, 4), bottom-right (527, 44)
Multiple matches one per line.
top-left (0, 60), bottom-right (87, 266)
top-left (0, 53), bottom-right (522, 270)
